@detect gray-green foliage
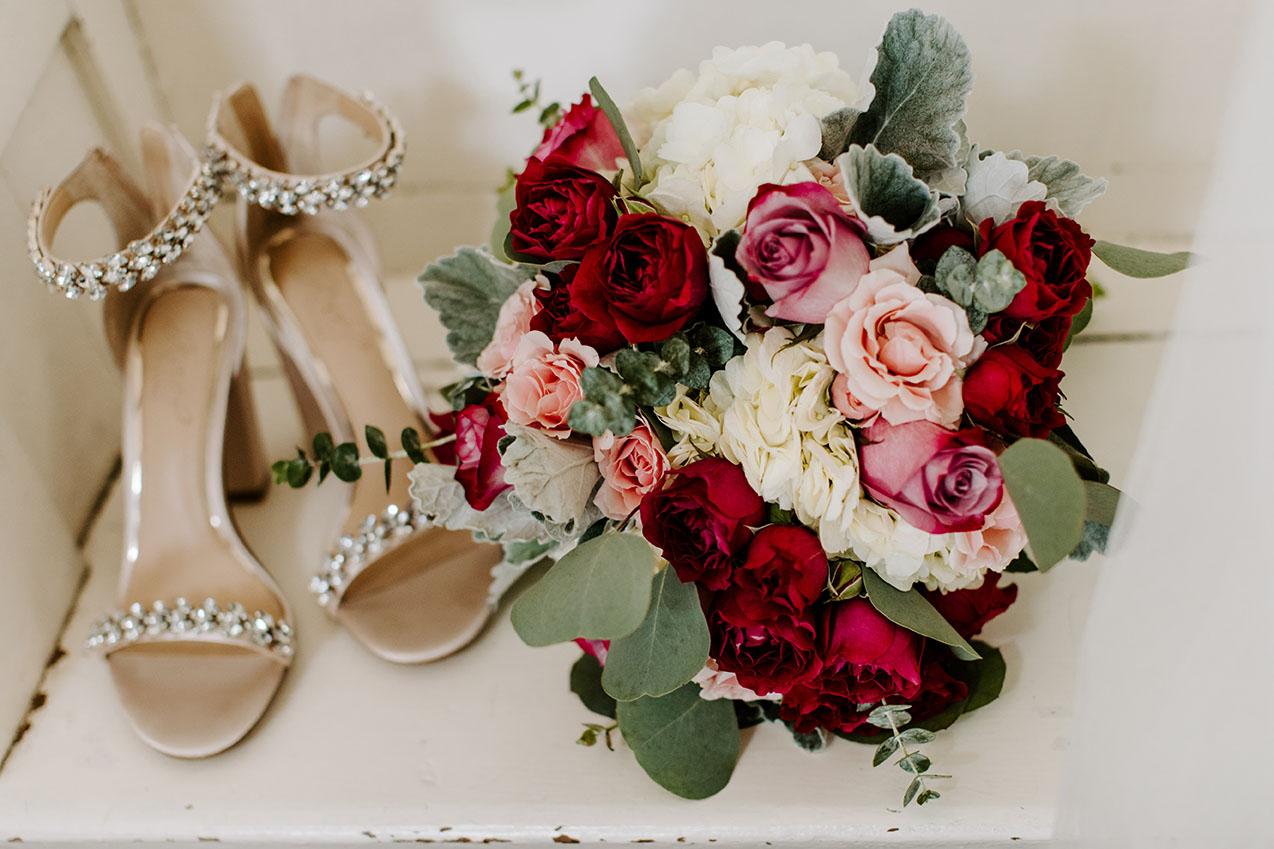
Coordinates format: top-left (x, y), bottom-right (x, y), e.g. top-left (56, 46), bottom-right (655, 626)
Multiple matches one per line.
top-left (932, 246), bottom-right (1028, 332)
top-left (419, 247), bottom-right (534, 366)
top-left (1005, 151), bottom-right (1107, 217)
top-left (589, 76), bottom-right (644, 187)
top-left (867, 703), bottom-right (949, 806)
top-left (617, 682), bottom-right (740, 799)
top-left (861, 568), bottom-right (980, 661)
top-left (499, 423), bottom-right (602, 536)
top-left (1093, 240), bottom-right (1195, 278)
top-left (998, 438), bottom-right (1087, 571)
top-left (602, 566), bottom-right (710, 701)
top-left (848, 9), bottom-right (974, 184)
top-left (837, 144), bottom-right (942, 245)
top-left (509, 532), bottom-right (655, 646)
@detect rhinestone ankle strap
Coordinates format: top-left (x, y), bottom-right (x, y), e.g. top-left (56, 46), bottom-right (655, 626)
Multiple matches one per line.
top-left (310, 502), bottom-right (432, 612)
top-left (86, 598), bottom-right (294, 661)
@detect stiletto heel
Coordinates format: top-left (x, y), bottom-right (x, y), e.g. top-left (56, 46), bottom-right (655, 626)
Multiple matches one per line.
top-left (223, 365), bottom-right (270, 501)
top-left (207, 76), bottom-right (502, 664)
top-left (29, 125), bottom-right (293, 758)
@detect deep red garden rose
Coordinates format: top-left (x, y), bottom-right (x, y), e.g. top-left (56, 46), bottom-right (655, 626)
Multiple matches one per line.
top-left (532, 95), bottom-right (625, 173)
top-left (452, 394), bottom-right (512, 510)
top-left (736, 182), bottom-right (870, 323)
top-left (905, 659), bottom-right (970, 724)
top-left (529, 264), bottom-right (626, 354)
top-left (982, 314), bottom-right (1072, 370)
top-left (963, 345), bottom-right (1066, 438)
top-left (425, 410), bottom-right (458, 466)
top-left (710, 610), bottom-right (823, 698)
top-left (508, 155), bottom-right (618, 262)
top-left (639, 457), bottom-right (766, 591)
top-left (573, 214), bottom-right (710, 344)
top-left (858, 419), bottom-right (1004, 534)
top-left (910, 225), bottom-right (975, 270)
top-left (923, 572), bottom-right (1019, 639)
top-left (713, 525), bottom-right (828, 629)
top-left (979, 201), bottom-right (1095, 322)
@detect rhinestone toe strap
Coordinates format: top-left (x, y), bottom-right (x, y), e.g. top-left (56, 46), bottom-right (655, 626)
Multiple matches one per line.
top-left (86, 598), bottom-right (294, 661)
top-left (28, 160), bottom-right (221, 301)
top-left (310, 503), bottom-right (431, 612)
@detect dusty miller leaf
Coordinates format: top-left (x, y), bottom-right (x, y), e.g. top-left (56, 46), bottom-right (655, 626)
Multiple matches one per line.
top-left (837, 144), bottom-right (942, 245)
top-left (419, 247), bottom-right (533, 366)
top-left (500, 423), bottom-right (603, 534)
top-left (1005, 151), bottom-right (1108, 217)
top-left (962, 151), bottom-right (1047, 225)
top-left (818, 106), bottom-right (861, 160)
top-left (407, 462), bottom-right (545, 542)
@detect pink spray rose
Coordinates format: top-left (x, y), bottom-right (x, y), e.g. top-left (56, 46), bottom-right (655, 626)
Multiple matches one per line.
top-left (824, 259), bottom-right (979, 427)
top-left (501, 331), bottom-right (599, 438)
top-left (532, 95), bottom-right (625, 173)
top-left (858, 419), bottom-right (1004, 534)
top-left (736, 182), bottom-right (870, 324)
top-left (476, 278), bottom-right (541, 379)
top-left (592, 419), bottom-right (670, 520)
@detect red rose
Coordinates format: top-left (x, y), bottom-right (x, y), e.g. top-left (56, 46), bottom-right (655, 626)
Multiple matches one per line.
top-left (639, 458), bottom-right (765, 591)
top-left (710, 609), bottom-right (822, 698)
top-left (508, 155), bottom-right (618, 262)
top-left (573, 214), bottom-right (710, 344)
top-left (532, 95), bottom-right (625, 173)
top-left (923, 572), bottom-right (1018, 639)
top-left (528, 264), bottom-right (626, 354)
top-left (858, 419), bottom-right (1004, 534)
top-left (910, 225), bottom-right (975, 269)
top-left (906, 659), bottom-right (970, 724)
top-left (426, 410), bottom-right (459, 466)
top-left (979, 201), bottom-right (1095, 322)
top-left (963, 345), bottom-right (1066, 438)
top-left (714, 525), bottom-right (828, 629)
top-left (452, 394), bottom-right (512, 510)
top-left (574, 638), bottom-right (610, 665)
top-left (982, 314), bottom-right (1072, 370)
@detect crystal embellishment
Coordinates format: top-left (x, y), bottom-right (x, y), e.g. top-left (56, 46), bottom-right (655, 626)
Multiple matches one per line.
top-left (85, 598), bottom-right (294, 660)
top-left (311, 501), bottom-right (431, 612)
top-left (28, 163), bottom-right (221, 301)
top-left (206, 93), bottom-right (404, 216)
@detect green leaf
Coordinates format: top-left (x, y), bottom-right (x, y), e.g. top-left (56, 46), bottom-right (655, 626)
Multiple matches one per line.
top-left (873, 736), bottom-right (900, 766)
top-left (602, 567), bottom-right (710, 701)
top-left (972, 250), bottom-right (1028, 312)
top-left (837, 144), bottom-right (942, 245)
top-left (1084, 480), bottom-right (1121, 527)
top-left (615, 348), bottom-right (675, 407)
top-left (1092, 240), bottom-right (1195, 279)
top-left (916, 788), bottom-right (940, 805)
top-left (849, 9), bottom-right (973, 180)
top-left (861, 569), bottom-right (980, 661)
top-left (419, 247), bottom-right (534, 366)
top-left (500, 423), bottom-right (603, 533)
top-left (1006, 152), bottom-right (1108, 217)
top-left (899, 752), bottom-right (931, 774)
top-left (962, 641), bottom-right (1006, 714)
top-left (998, 438), bottom-right (1086, 571)
top-left (1004, 553), bottom-right (1038, 573)
top-left (899, 728), bottom-right (937, 746)
top-left (818, 106), bottom-right (861, 160)
top-left (1063, 297), bottom-right (1094, 351)
top-left (401, 427), bottom-right (427, 465)
top-left (285, 457), bottom-right (312, 488)
top-left (588, 77), bottom-right (643, 186)
top-left (580, 364), bottom-right (625, 398)
top-left (490, 179), bottom-right (517, 263)
top-left (568, 400), bottom-right (610, 437)
top-left (382, 458), bottom-right (393, 493)
top-left (904, 777), bottom-right (923, 806)
top-left (329, 442), bottom-right (362, 482)
top-left (569, 653), bottom-right (617, 719)
top-left (311, 432), bottom-right (334, 462)
top-left (509, 532), bottom-right (654, 646)
top-left (660, 336), bottom-right (692, 378)
top-left (935, 246), bottom-right (977, 306)
top-left (365, 425), bottom-right (388, 460)
top-left (689, 324), bottom-right (737, 368)
top-left (617, 683), bottom-right (740, 799)
top-left (270, 459), bottom-right (289, 485)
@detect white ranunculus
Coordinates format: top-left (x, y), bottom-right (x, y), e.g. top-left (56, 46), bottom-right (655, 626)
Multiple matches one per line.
top-left (629, 43), bottom-right (858, 238)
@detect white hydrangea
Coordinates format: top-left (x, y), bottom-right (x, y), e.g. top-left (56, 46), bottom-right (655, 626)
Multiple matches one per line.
top-left (655, 385), bottom-right (722, 468)
top-left (629, 43), bottom-right (859, 238)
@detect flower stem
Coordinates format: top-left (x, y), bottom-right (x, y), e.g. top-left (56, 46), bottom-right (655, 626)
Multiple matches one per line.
top-left (355, 434), bottom-right (457, 466)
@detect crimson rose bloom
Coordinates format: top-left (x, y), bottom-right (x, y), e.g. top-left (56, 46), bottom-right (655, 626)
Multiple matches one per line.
top-left (963, 345), bottom-right (1066, 438)
top-left (924, 572), bottom-right (1018, 639)
top-left (508, 155), bottom-right (618, 262)
top-left (573, 214), bottom-right (710, 344)
top-left (713, 525), bottom-right (828, 629)
top-left (639, 458), bottom-right (765, 591)
top-left (858, 419), bottom-right (1004, 534)
top-left (711, 611), bottom-right (823, 698)
top-left (529, 264), bottom-right (626, 353)
top-left (982, 314), bottom-right (1071, 370)
top-left (532, 95), bottom-right (625, 173)
top-left (452, 394), bottom-right (512, 510)
top-left (979, 201), bottom-right (1095, 322)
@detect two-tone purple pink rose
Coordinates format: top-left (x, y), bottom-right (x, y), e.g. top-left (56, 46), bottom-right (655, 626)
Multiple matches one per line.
top-left (858, 419), bottom-right (1004, 534)
top-left (736, 182), bottom-right (870, 324)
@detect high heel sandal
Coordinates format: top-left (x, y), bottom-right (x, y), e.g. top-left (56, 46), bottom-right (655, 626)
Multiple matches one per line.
top-left (28, 126), bottom-right (293, 757)
top-left (205, 76), bottom-right (501, 664)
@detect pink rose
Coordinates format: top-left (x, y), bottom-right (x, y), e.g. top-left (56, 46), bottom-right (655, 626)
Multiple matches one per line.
top-left (736, 182), bottom-right (870, 324)
top-left (532, 95), bottom-right (625, 173)
top-left (476, 278), bottom-right (541, 379)
top-left (824, 263), bottom-right (978, 427)
top-left (692, 658), bottom-right (779, 702)
top-left (804, 159), bottom-right (855, 214)
top-left (592, 419), bottom-right (669, 520)
top-left (858, 419), bottom-right (1004, 534)
top-left (830, 373), bottom-right (878, 423)
top-left (947, 495), bottom-right (1028, 577)
top-left (574, 638), bottom-right (609, 665)
top-left (502, 331), bottom-right (599, 437)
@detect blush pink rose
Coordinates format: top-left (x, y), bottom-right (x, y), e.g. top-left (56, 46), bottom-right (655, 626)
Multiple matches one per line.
top-left (592, 419), bottom-right (669, 520)
top-left (804, 159), bottom-right (855, 214)
top-left (736, 182), bottom-right (870, 324)
top-left (824, 263), bottom-right (979, 427)
top-left (502, 331), bottom-right (599, 437)
top-left (476, 278), bottom-right (541, 379)
top-left (830, 373), bottom-right (878, 423)
top-left (692, 658), bottom-right (779, 702)
top-left (947, 495), bottom-right (1028, 578)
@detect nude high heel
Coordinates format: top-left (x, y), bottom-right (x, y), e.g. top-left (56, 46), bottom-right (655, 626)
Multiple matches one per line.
top-left (205, 76), bottom-right (501, 664)
top-left (29, 126), bottom-right (293, 758)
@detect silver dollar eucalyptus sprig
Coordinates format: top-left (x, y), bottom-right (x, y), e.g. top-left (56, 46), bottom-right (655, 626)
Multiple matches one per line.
top-left (867, 702), bottom-right (950, 806)
top-left (271, 425), bottom-right (455, 493)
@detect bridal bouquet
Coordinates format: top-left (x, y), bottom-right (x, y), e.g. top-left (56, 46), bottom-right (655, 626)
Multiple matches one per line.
top-left (289, 8), bottom-right (1188, 803)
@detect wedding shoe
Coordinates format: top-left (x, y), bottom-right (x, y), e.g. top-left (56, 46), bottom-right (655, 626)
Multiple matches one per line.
top-left (206, 75), bottom-right (501, 663)
top-left (29, 126), bottom-right (293, 757)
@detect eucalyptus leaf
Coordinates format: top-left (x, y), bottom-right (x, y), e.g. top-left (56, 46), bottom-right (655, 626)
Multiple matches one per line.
top-left (1084, 480), bottom-right (1121, 527)
top-left (365, 425), bottom-right (388, 460)
top-left (1006, 152), bottom-right (1108, 217)
top-left (401, 427), bottom-right (427, 464)
top-left (568, 400), bottom-right (610, 437)
top-left (419, 247), bottom-right (534, 366)
top-left (904, 777), bottom-right (923, 806)
top-left (311, 432), bottom-right (334, 462)
top-left (602, 567), bottom-right (710, 701)
top-left (509, 532), bottom-right (655, 646)
top-left (899, 752), bottom-right (931, 774)
top-left (899, 728), bottom-right (937, 746)
top-left (862, 569), bottom-right (980, 661)
top-left (837, 144), bottom-right (942, 245)
top-left (998, 438), bottom-right (1086, 571)
top-left (961, 641), bottom-right (1006, 714)
top-left (1092, 240), bottom-right (1195, 278)
top-left (849, 9), bottom-right (974, 180)
top-left (588, 76), bottom-right (643, 186)
top-left (916, 788), bottom-right (940, 805)
top-left (971, 250), bottom-right (1028, 312)
top-left (330, 442), bottom-right (362, 482)
top-left (570, 653), bottom-right (617, 719)
top-left (1063, 298), bottom-right (1094, 351)
top-left (489, 179), bottom-right (517, 262)
top-left (617, 682), bottom-right (740, 800)
top-left (873, 736), bottom-right (900, 766)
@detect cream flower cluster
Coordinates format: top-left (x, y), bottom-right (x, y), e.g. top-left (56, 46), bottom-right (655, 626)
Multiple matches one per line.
top-left (629, 43), bottom-right (858, 238)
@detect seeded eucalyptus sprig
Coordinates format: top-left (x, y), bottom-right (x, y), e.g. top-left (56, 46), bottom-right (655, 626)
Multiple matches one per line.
top-left (867, 703), bottom-right (950, 806)
top-left (271, 425), bottom-right (456, 493)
